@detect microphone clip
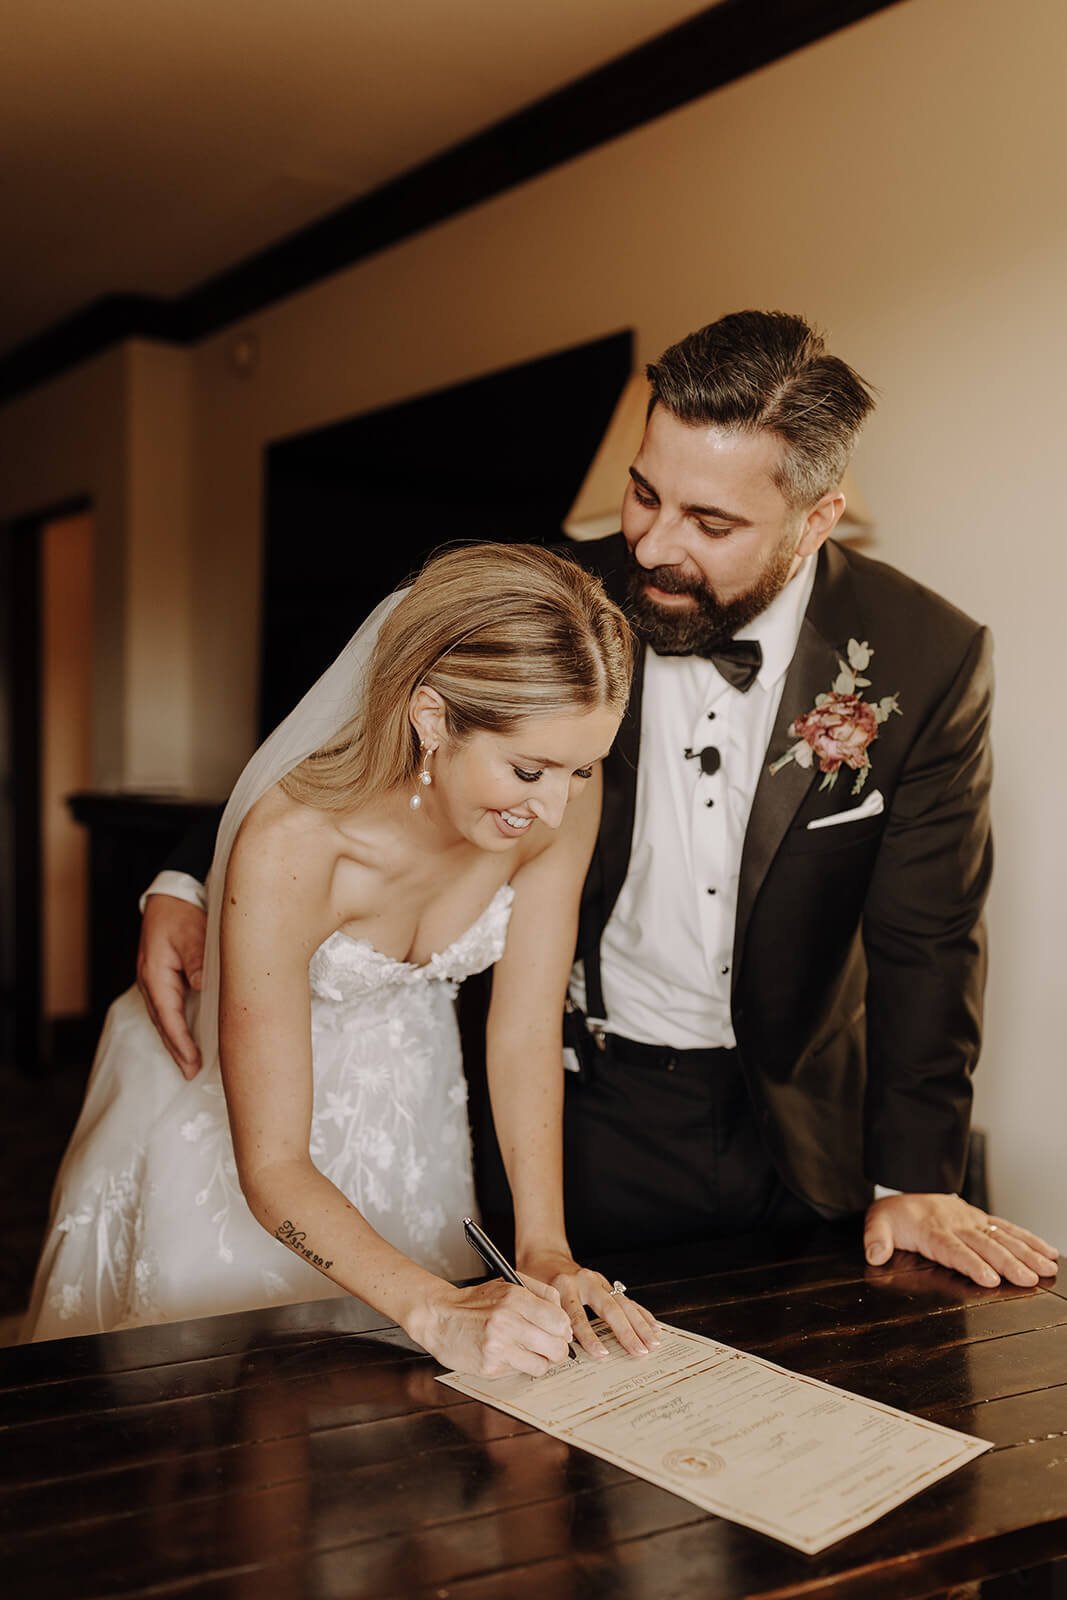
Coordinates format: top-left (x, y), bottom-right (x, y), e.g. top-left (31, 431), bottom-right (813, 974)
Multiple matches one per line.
top-left (683, 745), bottom-right (721, 776)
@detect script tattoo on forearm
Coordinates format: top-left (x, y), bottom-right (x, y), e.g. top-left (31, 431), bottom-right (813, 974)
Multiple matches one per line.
top-left (274, 1219), bottom-right (334, 1271)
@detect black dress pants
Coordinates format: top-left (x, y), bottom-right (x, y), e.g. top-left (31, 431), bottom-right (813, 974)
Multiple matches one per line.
top-left (561, 1034), bottom-right (816, 1256)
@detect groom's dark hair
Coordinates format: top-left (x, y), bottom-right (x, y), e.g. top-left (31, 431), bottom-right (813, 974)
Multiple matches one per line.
top-left (646, 311), bottom-right (876, 509)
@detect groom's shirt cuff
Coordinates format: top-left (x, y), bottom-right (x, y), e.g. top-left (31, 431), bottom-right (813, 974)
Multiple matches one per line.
top-left (139, 870), bottom-right (208, 915)
top-left (873, 1184), bottom-right (902, 1200)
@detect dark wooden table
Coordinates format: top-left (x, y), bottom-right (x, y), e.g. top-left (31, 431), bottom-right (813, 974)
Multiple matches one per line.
top-left (2, 1220), bottom-right (1065, 1599)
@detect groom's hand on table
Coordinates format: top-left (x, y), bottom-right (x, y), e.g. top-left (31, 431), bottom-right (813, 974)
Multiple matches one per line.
top-left (864, 1192), bottom-right (1059, 1287)
top-left (520, 1249), bottom-right (662, 1361)
top-left (137, 894), bottom-right (208, 1079)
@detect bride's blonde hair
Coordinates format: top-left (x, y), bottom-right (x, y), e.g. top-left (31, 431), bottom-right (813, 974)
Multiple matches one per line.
top-left (281, 543), bottom-right (633, 811)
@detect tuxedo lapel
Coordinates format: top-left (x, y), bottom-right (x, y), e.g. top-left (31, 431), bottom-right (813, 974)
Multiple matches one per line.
top-left (570, 534), bottom-right (644, 928)
top-left (733, 543), bottom-right (858, 972)
top-left (597, 644), bottom-right (644, 922)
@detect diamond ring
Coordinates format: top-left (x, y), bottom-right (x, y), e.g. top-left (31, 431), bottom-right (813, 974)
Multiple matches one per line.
top-left (609, 1280), bottom-right (627, 1297)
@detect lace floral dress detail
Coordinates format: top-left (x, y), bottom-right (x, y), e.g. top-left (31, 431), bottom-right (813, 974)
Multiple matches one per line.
top-left (24, 885), bottom-right (513, 1341)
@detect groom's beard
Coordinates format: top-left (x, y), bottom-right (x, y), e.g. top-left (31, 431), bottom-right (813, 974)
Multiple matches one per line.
top-left (625, 533), bottom-right (798, 656)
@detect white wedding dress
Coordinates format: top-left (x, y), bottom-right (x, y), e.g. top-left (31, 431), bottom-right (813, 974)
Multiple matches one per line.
top-left (24, 884), bottom-right (513, 1342)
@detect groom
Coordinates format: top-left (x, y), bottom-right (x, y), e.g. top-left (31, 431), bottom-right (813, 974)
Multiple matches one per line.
top-left (139, 310), bottom-right (1057, 1288)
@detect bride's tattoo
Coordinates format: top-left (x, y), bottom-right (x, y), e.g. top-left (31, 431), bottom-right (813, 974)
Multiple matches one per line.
top-left (274, 1219), bottom-right (334, 1271)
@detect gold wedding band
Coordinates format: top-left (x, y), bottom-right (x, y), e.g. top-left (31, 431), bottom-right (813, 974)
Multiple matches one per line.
top-left (609, 1280), bottom-right (627, 1297)
top-left (983, 1223), bottom-right (998, 1234)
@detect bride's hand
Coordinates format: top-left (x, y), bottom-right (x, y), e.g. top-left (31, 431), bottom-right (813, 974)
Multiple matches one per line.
top-left (519, 1250), bottom-right (661, 1361)
top-left (413, 1276), bottom-right (574, 1377)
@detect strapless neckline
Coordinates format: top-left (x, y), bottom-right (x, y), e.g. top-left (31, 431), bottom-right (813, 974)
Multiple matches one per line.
top-left (321, 882), bottom-right (514, 973)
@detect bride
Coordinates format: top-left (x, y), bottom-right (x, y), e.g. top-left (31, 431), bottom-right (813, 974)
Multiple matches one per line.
top-left (25, 543), bottom-right (659, 1372)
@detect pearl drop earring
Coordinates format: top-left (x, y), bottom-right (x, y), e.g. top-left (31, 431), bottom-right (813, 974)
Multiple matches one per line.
top-left (409, 744), bottom-right (435, 811)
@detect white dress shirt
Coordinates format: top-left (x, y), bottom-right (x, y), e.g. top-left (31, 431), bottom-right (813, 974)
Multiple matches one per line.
top-left (570, 555), bottom-right (817, 1049)
top-left (139, 869), bottom-right (207, 914)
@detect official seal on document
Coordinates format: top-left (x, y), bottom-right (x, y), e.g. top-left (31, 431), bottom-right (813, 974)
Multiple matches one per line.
top-left (663, 1447), bottom-right (726, 1478)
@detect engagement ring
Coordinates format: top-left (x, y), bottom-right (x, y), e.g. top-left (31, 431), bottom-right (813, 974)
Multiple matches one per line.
top-left (609, 1280), bottom-right (627, 1297)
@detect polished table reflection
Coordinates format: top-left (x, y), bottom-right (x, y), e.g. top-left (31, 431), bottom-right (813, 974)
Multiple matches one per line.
top-left (2, 1220), bottom-right (1065, 1599)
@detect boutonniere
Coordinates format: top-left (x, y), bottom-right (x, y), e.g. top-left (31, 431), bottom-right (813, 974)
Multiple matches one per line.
top-left (769, 638), bottom-right (901, 795)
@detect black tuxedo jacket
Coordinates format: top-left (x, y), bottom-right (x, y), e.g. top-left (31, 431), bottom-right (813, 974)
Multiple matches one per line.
top-left (570, 535), bottom-right (993, 1214)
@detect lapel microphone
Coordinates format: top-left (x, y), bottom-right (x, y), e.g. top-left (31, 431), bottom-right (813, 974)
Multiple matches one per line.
top-left (684, 746), bottom-right (721, 776)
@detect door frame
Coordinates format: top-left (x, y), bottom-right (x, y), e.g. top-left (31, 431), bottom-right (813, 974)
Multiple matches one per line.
top-left (0, 495), bottom-right (91, 1072)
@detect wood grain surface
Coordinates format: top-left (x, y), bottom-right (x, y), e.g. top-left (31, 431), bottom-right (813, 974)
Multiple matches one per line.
top-left (2, 1219), bottom-right (1064, 1599)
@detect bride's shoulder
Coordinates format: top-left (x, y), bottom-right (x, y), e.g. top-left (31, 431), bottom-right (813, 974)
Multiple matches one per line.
top-left (223, 795), bottom-right (348, 962)
top-left (227, 786), bottom-right (339, 892)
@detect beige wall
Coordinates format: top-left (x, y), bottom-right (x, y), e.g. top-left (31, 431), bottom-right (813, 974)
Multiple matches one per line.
top-left (41, 511), bottom-right (93, 1016)
top-left (0, 348), bottom-right (127, 785)
top-left (124, 341), bottom-right (194, 789)
top-left (0, 340), bottom-right (195, 792)
top-left (1, 0), bottom-right (1063, 1234)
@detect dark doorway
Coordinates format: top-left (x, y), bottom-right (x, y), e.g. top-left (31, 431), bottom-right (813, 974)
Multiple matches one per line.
top-left (0, 514), bottom-right (41, 1070)
top-left (260, 330), bottom-right (632, 735)
top-left (0, 499), bottom-right (93, 1074)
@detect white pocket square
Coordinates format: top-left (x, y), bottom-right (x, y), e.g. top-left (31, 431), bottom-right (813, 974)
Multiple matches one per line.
top-left (806, 788), bottom-right (884, 830)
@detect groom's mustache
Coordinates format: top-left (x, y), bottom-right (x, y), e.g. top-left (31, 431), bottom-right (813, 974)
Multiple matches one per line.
top-left (630, 558), bottom-right (711, 602)
top-left (639, 572), bottom-right (703, 601)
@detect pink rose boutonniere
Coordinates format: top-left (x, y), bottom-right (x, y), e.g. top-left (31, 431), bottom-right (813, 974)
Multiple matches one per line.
top-left (769, 638), bottom-right (901, 795)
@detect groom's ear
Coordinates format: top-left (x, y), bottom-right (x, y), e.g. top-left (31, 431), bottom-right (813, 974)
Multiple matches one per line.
top-left (796, 490), bottom-right (846, 558)
top-left (409, 685), bottom-right (448, 748)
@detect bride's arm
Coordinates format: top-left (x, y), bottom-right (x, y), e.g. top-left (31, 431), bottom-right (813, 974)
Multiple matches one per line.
top-left (486, 770), bottom-right (660, 1360)
top-left (219, 817), bottom-right (572, 1377)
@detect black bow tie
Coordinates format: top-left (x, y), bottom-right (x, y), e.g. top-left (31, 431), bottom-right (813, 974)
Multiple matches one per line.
top-left (701, 638), bottom-right (763, 693)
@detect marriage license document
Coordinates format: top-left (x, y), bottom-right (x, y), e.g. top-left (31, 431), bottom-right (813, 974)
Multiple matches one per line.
top-left (438, 1323), bottom-right (990, 1553)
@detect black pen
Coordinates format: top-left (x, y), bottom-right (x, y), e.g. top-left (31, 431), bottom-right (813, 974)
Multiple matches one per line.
top-left (462, 1216), bottom-right (578, 1361)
